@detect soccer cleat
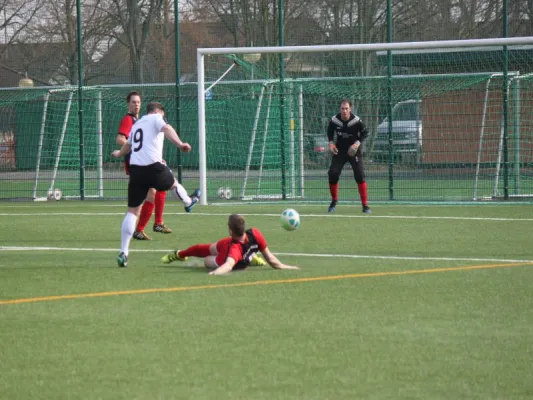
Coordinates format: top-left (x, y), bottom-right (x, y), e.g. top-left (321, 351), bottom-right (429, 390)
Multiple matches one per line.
top-left (184, 189), bottom-right (201, 213)
top-left (161, 250), bottom-right (188, 264)
top-left (328, 200), bottom-right (337, 213)
top-left (362, 205), bottom-right (372, 213)
top-left (249, 253), bottom-right (266, 267)
top-left (153, 224), bottom-right (172, 234)
top-left (133, 230), bottom-right (152, 240)
top-left (116, 252), bottom-right (128, 268)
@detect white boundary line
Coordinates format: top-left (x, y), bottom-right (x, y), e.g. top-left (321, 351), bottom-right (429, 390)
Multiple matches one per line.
top-left (1, 202), bottom-right (532, 209)
top-left (0, 211), bottom-right (532, 221)
top-left (0, 246), bottom-right (532, 264)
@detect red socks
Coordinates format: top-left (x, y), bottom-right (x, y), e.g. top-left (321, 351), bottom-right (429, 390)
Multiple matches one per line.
top-left (136, 191), bottom-right (167, 230)
top-left (154, 190), bottom-right (166, 225)
top-left (136, 201), bottom-right (154, 231)
top-left (330, 182), bottom-right (368, 205)
top-left (358, 182), bottom-right (368, 206)
top-left (329, 183), bottom-right (338, 201)
top-left (179, 244), bottom-right (211, 258)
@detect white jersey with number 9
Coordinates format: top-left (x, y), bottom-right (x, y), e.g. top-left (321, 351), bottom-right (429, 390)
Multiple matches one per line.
top-left (128, 113), bottom-right (167, 166)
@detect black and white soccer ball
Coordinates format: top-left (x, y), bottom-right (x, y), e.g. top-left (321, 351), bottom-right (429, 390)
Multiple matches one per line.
top-left (217, 187), bottom-right (232, 200)
top-left (47, 188), bottom-right (62, 201)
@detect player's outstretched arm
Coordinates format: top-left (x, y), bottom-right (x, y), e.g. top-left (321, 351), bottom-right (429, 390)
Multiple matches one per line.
top-left (208, 257), bottom-right (237, 275)
top-left (162, 124), bottom-right (191, 153)
top-left (111, 141), bottom-right (132, 158)
top-left (261, 247), bottom-right (299, 270)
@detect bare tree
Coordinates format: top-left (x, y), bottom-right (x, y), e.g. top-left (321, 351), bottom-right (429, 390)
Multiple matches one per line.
top-left (107, 0), bottom-right (165, 83)
top-left (17, 0), bottom-right (118, 84)
top-left (0, 0), bottom-right (44, 48)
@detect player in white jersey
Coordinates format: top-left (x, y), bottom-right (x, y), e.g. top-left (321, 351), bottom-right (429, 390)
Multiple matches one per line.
top-left (111, 102), bottom-right (200, 267)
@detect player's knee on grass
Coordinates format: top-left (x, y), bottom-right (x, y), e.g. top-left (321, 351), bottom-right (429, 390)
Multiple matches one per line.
top-left (204, 256), bottom-right (218, 269)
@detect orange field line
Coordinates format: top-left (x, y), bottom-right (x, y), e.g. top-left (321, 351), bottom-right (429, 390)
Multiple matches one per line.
top-left (1, 262), bottom-right (531, 306)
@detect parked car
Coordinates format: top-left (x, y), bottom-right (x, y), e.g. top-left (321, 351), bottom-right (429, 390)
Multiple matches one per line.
top-left (304, 133), bottom-right (329, 168)
top-left (373, 99), bottom-right (422, 164)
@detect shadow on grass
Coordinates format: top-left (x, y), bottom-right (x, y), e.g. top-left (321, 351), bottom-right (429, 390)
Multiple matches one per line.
top-left (155, 264), bottom-right (273, 274)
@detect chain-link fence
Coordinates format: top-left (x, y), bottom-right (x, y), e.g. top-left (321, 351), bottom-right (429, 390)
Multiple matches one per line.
top-left (0, 0), bottom-right (532, 202)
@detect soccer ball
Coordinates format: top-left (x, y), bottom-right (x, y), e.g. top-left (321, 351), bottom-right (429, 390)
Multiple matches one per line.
top-left (217, 187), bottom-right (232, 200)
top-left (47, 188), bottom-right (62, 201)
top-left (224, 187), bottom-right (232, 200)
top-left (280, 208), bottom-right (300, 231)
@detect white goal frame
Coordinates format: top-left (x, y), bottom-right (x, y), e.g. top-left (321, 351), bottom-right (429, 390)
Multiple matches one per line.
top-left (239, 82), bottom-right (305, 201)
top-left (33, 88), bottom-right (104, 201)
top-left (197, 37), bottom-right (533, 205)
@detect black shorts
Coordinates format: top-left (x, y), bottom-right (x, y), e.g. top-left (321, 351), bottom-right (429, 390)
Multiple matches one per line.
top-left (328, 152), bottom-right (365, 183)
top-left (128, 163), bottom-right (175, 208)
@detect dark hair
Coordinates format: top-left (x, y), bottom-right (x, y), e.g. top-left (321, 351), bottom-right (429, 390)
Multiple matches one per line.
top-left (340, 98), bottom-right (352, 107)
top-left (146, 102), bottom-right (165, 114)
top-left (228, 214), bottom-right (246, 236)
top-left (126, 91), bottom-right (141, 103)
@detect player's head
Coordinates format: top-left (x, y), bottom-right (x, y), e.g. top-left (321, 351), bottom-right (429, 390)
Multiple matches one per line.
top-left (146, 102), bottom-right (165, 117)
top-left (228, 214), bottom-right (246, 238)
top-left (126, 91), bottom-right (141, 116)
top-left (339, 99), bottom-right (352, 120)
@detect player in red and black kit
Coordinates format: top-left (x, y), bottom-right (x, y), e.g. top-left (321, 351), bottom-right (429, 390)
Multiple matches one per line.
top-left (327, 99), bottom-right (371, 214)
top-left (116, 91), bottom-right (172, 240)
top-left (160, 214), bottom-right (300, 275)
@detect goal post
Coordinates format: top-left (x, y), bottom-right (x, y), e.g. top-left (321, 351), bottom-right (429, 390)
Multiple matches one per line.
top-left (1, 83), bottom-right (205, 201)
top-left (197, 51), bottom-right (307, 204)
top-left (488, 72), bottom-right (533, 200)
top-left (0, 87), bottom-right (105, 201)
top-left (240, 81), bottom-right (304, 200)
top-left (197, 37), bottom-right (533, 204)
top-left (32, 88), bottom-right (104, 201)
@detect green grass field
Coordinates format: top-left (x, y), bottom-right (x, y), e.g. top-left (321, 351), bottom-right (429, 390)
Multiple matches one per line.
top-left (1, 201), bottom-right (532, 399)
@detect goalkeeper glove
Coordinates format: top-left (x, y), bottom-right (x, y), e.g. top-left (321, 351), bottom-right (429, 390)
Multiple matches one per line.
top-left (347, 141), bottom-right (360, 157)
top-left (328, 142), bottom-right (338, 155)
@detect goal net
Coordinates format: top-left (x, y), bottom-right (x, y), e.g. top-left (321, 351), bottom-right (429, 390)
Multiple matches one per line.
top-left (32, 88), bottom-right (105, 200)
top-left (0, 84), bottom-right (200, 201)
top-left (197, 38), bottom-right (533, 203)
top-left (0, 87), bottom-right (105, 200)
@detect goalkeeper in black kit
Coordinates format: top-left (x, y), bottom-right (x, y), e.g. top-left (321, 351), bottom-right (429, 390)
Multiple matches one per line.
top-left (327, 99), bottom-right (371, 213)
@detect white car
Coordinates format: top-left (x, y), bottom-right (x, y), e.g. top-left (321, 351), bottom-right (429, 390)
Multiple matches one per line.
top-left (373, 99), bottom-right (423, 164)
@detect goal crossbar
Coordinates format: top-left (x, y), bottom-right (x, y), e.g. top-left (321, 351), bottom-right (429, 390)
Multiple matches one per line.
top-left (197, 37), bottom-right (533, 205)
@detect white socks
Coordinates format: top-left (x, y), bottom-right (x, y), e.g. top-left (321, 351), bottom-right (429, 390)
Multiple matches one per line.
top-left (171, 182), bottom-right (192, 206)
top-left (120, 212), bottom-right (137, 256)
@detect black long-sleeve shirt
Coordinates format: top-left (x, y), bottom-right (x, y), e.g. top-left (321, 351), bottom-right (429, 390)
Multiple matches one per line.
top-left (327, 113), bottom-right (368, 154)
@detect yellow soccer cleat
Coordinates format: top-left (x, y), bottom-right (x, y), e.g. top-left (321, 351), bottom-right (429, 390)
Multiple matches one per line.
top-left (161, 250), bottom-right (188, 264)
top-left (249, 253), bottom-right (266, 267)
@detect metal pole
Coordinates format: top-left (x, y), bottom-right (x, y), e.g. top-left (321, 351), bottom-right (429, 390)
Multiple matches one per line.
top-left (386, 0), bottom-right (394, 200)
top-left (513, 78), bottom-right (520, 194)
top-left (279, 0), bottom-right (286, 199)
top-left (76, 0), bottom-right (85, 199)
top-left (174, 0), bottom-right (182, 182)
top-left (197, 52), bottom-right (207, 205)
top-left (473, 77), bottom-right (493, 200)
top-left (299, 85), bottom-right (304, 198)
top-left (502, 0), bottom-right (509, 199)
top-left (32, 92), bottom-right (50, 199)
top-left (97, 90), bottom-right (103, 198)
